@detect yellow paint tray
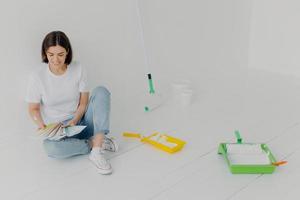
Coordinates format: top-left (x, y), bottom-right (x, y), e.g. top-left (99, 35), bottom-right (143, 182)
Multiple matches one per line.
top-left (123, 132), bottom-right (186, 153)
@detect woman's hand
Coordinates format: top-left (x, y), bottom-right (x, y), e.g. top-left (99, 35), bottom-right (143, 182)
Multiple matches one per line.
top-left (37, 124), bottom-right (46, 130)
top-left (65, 120), bottom-right (77, 127)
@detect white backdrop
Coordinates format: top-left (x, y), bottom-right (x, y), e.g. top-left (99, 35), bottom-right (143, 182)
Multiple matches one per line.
top-left (0, 0), bottom-right (252, 134)
top-left (249, 0), bottom-right (300, 77)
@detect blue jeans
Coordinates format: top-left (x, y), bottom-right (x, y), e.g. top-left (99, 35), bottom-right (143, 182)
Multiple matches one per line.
top-left (43, 86), bottom-right (111, 159)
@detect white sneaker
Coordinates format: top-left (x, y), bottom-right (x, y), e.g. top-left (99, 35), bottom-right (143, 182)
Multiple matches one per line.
top-left (103, 135), bottom-right (118, 152)
top-left (89, 151), bottom-right (113, 175)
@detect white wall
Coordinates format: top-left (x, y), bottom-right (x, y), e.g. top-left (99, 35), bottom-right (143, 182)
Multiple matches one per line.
top-left (248, 0), bottom-right (300, 76)
top-left (0, 0), bottom-right (252, 134)
top-left (139, 0), bottom-right (252, 82)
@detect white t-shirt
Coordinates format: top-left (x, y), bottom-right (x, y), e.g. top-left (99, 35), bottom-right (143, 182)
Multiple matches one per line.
top-left (25, 61), bottom-right (89, 124)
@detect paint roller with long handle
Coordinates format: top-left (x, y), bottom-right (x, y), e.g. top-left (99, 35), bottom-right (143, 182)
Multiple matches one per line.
top-left (135, 0), bottom-right (163, 112)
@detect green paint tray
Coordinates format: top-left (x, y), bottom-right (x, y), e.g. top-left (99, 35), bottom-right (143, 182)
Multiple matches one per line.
top-left (218, 131), bottom-right (278, 174)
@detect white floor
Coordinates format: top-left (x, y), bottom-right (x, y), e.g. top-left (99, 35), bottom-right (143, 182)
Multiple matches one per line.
top-left (2, 68), bottom-right (300, 200)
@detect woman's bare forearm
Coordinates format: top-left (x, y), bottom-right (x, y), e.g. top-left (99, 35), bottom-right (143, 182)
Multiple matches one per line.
top-left (28, 107), bottom-right (45, 129)
top-left (71, 92), bottom-right (89, 124)
top-left (72, 104), bottom-right (87, 124)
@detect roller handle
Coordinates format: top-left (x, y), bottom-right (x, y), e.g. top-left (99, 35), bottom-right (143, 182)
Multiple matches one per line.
top-left (147, 73), bottom-right (155, 94)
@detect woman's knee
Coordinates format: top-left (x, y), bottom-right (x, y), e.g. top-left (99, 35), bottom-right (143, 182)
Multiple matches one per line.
top-left (43, 140), bottom-right (68, 159)
top-left (92, 86), bottom-right (111, 99)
